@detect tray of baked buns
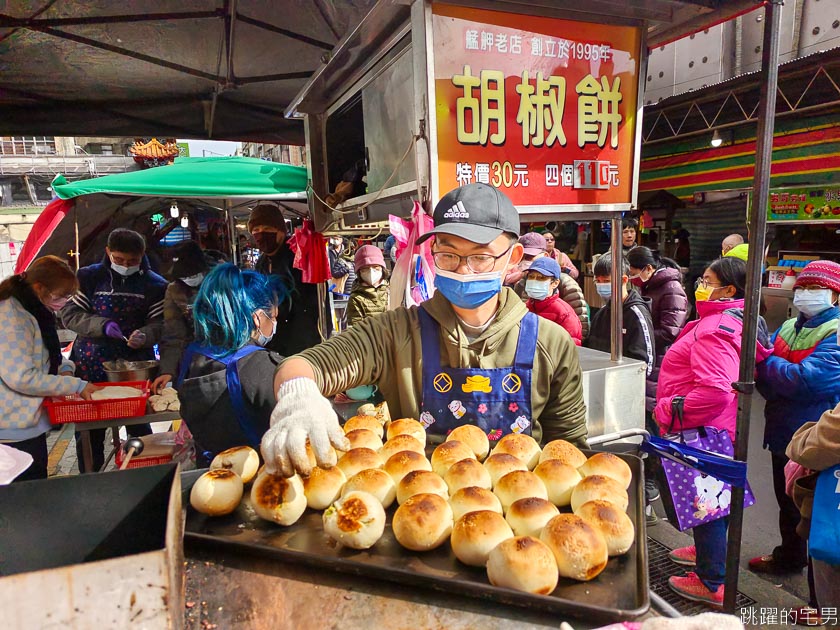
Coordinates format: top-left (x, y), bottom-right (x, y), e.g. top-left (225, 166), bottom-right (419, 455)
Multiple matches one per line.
top-left (182, 417), bottom-right (649, 623)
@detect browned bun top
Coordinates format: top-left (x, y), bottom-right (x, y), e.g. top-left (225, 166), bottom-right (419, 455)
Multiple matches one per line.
top-left (579, 452), bottom-right (633, 488)
top-left (335, 495), bottom-right (370, 533)
top-left (385, 450), bottom-right (429, 469)
top-left (216, 445), bottom-right (254, 458)
top-left (540, 439), bottom-right (587, 467)
top-left (508, 496), bottom-right (556, 516)
top-left (344, 415), bottom-right (384, 437)
top-left (345, 428), bottom-right (382, 448)
top-left (400, 492), bottom-right (449, 522)
top-left (254, 474), bottom-right (291, 507)
top-left (205, 468), bottom-right (239, 481)
top-left (387, 418), bottom-right (425, 439)
top-left (484, 452), bottom-right (526, 468)
top-left (542, 514), bottom-right (608, 579)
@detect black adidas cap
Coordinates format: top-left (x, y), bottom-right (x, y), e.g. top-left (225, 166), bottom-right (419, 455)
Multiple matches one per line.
top-left (416, 183), bottom-right (520, 245)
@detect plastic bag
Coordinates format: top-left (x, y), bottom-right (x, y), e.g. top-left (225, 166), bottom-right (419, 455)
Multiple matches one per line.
top-left (389, 201), bottom-right (435, 309)
top-left (292, 219), bottom-right (331, 284)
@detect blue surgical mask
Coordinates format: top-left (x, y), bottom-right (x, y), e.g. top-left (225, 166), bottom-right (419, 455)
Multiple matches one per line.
top-left (181, 273), bottom-right (205, 287)
top-left (434, 267), bottom-right (505, 309)
top-left (596, 282), bottom-right (612, 299)
top-left (111, 257), bottom-right (140, 276)
top-left (525, 279), bottom-right (551, 301)
top-left (255, 310), bottom-right (277, 346)
top-left (793, 289), bottom-right (835, 318)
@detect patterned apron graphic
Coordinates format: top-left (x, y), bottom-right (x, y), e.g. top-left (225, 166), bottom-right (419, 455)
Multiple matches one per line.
top-left (419, 308), bottom-right (537, 441)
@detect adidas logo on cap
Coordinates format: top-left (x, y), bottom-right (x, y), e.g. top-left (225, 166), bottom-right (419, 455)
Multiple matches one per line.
top-left (443, 200), bottom-right (469, 220)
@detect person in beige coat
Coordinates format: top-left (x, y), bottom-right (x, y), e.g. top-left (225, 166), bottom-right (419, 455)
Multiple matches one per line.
top-left (261, 183), bottom-right (588, 477)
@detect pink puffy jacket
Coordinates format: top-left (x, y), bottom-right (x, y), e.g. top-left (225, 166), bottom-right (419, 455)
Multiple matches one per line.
top-left (654, 298), bottom-right (773, 441)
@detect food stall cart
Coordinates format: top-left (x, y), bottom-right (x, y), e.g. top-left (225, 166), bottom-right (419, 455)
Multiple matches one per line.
top-left (761, 184), bottom-right (840, 330)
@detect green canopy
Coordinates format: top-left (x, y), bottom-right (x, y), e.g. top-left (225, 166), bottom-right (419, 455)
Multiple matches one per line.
top-left (52, 156), bottom-right (308, 200)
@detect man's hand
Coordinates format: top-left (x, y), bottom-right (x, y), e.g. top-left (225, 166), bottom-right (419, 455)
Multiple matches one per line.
top-left (261, 378), bottom-right (350, 477)
top-left (127, 330), bottom-right (147, 349)
top-left (151, 374), bottom-right (173, 394)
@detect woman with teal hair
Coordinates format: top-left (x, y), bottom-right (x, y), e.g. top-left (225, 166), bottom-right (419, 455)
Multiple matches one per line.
top-left (177, 263), bottom-right (286, 461)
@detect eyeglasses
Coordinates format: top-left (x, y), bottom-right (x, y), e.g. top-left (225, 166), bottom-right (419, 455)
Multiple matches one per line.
top-left (694, 278), bottom-right (722, 289)
top-left (431, 246), bottom-right (512, 274)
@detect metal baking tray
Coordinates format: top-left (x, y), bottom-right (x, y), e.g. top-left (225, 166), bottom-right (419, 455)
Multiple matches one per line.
top-left (183, 451), bottom-right (649, 623)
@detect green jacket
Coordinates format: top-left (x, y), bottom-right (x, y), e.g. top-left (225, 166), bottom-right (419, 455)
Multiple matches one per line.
top-left (297, 288), bottom-right (588, 447)
top-left (346, 280), bottom-right (390, 327)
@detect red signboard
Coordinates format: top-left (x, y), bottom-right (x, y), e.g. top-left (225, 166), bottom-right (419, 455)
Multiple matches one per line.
top-left (432, 3), bottom-right (642, 207)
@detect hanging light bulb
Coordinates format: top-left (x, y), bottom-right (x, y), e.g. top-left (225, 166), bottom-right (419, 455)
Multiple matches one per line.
top-left (170, 201), bottom-right (179, 218)
top-left (710, 130), bottom-right (723, 148)
top-left (180, 215), bottom-right (189, 228)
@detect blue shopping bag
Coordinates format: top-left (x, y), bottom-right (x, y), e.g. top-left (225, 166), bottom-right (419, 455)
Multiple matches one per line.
top-left (809, 464), bottom-right (840, 566)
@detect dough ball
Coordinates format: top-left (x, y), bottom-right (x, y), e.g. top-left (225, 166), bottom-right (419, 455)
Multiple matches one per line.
top-left (396, 470), bottom-right (449, 505)
top-left (431, 441), bottom-right (476, 478)
top-left (379, 434), bottom-right (425, 462)
top-left (449, 486), bottom-right (503, 522)
top-left (576, 500), bottom-right (635, 556)
top-left (486, 536), bottom-right (559, 595)
top-left (492, 433), bottom-right (541, 470)
top-left (505, 497), bottom-right (560, 538)
top-left (386, 419), bottom-right (427, 446)
top-left (392, 493), bottom-right (453, 552)
top-left (533, 459), bottom-right (582, 507)
top-left (302, 465), bottom-right (347, 510)
top-left (451, 510), bottom-right (513, 567)
top-left (383, 450), bottom-right (432, 486)
top-left (342, 429), bottom-right (384, 453)
top-left (322, 491), bottom-right (386, 550)
top-left (342, 468), bottom-right (396, 509)
top-left (540, 514), bottom-right (609, 581)
top-left (483, 453), bottom-right (528, 489)
top-left (447, 425), bottom-right (490, 461)
top-left (344, 415), bottom-right (384, 439)
top-left (251, 471), bottom-right (307, 526)
top-left (570, 475), bottom-right (629, 513)
top-left (189, 469), bottom-right (243, 516)
top-left (444, 458), bottom-right (492, 493)
top-left (540, 439), bottom-right (587, 468)
top-left (578, 452), bottom-right (633, 489)
top-left (336, 448), bottom-right (383, 480)
top-left (494, 470), bottom-right (548, 513)
top-left (210, 446), bottom-right (260, 484)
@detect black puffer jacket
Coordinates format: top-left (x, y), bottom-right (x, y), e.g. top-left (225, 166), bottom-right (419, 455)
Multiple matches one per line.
top-left (586, 290), bottom-right (656, 377)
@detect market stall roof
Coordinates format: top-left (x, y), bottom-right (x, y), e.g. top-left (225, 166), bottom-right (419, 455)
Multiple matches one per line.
top-left (51, 156), bottom-right (308, 200)
top-left (0, 1), bottom-right (762, 143)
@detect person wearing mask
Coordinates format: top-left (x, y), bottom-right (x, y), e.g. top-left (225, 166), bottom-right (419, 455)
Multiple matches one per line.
top-left (328, 236), bottom-right (353, 294)
top-left (753, 260), bottom-right (840, 577)
top-left (586, 254), bottom-right (655, 375)
top-left (61, 228), bottom-right (166, 473)
top-left (177, 264), bottom-right (285, 462)
top-left (524, 257), bottom-right (582, 346)
top-left (543, 231), bottom-right (579, 280)
top-left (0, 257), bottom-right (100, 481)
top-left (260, 183), bottom-right (588, 477)
top-left (152, 240), bottom-right (209, 394)
top-left (626, 246), bottom-right (689, 422)
top-left (656, 257), bottom-right (773, 606)
top-left (347, 245), bottom-right (390, 327)
top-left (721, 234), bottom-right (744, 257)
top-left (504, 231), bottom-right (546, 287)
top-left (249, 203), bottom-right (322, 356)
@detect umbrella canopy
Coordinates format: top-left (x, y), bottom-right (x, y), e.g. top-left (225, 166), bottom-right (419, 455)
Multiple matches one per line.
top-left (16, 157), bottom-right (309, 271)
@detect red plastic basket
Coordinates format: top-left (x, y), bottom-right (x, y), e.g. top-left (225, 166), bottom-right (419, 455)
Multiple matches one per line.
top-left (45, 380), bottom-right (150, 425)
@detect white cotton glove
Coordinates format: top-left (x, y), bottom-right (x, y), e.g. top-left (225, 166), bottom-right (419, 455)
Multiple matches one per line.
top-left (261, 378), bottom-right (350, 477)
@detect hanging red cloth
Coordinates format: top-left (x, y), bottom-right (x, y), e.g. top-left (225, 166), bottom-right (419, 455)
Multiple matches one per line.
top-left (292, 219), bottom-right (331, 284)
top-left (15, 198), bottom-right (74, 273)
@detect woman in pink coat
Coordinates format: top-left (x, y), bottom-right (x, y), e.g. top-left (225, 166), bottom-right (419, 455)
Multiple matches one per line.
top-left (654, 257), bottom-right (773, 606)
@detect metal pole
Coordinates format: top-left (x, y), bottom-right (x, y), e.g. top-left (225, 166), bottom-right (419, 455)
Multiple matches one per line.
top-left (610, 216), bottom-right (623, 362)
top-left (724, 0), bottom-right (782, 613)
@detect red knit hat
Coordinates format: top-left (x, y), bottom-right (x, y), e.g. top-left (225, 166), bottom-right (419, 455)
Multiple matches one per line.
top-left (794, 260), bottom-right (840, 294)
top-left (354, 245), bottom-right (385, 271)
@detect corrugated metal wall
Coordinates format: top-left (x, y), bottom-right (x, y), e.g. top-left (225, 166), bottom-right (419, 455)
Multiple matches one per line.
top-left (674, 198), bottom-right (749, 280)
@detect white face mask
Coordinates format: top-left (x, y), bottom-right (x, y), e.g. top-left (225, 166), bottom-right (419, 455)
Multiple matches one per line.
top-left (110, 257), bottom-right (140, 276)
top-left (360, 267), bottom-right (382, 286)
top-left (793, 288), bottom-right (835, 319)
top-left (181, 273), bottom-right (205, 287)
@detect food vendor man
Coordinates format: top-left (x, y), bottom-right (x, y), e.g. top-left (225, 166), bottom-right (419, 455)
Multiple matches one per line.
top-left (261, 183), bottom-right (588, 477)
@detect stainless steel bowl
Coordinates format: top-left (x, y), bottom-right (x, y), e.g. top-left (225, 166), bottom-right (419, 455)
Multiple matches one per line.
top-left (102, 360), bottom-right (160, 383)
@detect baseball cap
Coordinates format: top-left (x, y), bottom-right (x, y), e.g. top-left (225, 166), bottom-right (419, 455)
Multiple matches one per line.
top-left (528, 257), bottom-right (561, 279)
top-left (416, 183), bottom-right (520, 245)
top-left (519, 232), bottom-right (547, 256)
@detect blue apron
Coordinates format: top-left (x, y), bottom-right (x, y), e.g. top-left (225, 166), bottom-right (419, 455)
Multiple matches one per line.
top-left (177, 343), bottom-right (265, 451)
top-left (418, 308), bottom-right (537, 442)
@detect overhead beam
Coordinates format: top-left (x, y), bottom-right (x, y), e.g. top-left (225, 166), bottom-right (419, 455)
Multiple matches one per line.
top-left (236, 71), bottom-right (313, 85)
top-left (235, 13), bottom-right (334, 50)
top-left (0, 10), bottom-right (223, 28)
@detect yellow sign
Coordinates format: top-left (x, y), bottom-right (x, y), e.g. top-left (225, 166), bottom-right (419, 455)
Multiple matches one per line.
top-left (462, 375), bottom-right (493, 393)
top-left (433, 372), bottom-right (453, 393)
top-left (501, 373), bottom-right (522, 394)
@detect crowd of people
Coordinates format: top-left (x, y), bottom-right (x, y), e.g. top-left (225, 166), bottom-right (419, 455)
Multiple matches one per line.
top-left (1, 183), bottom-right (837, 613)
